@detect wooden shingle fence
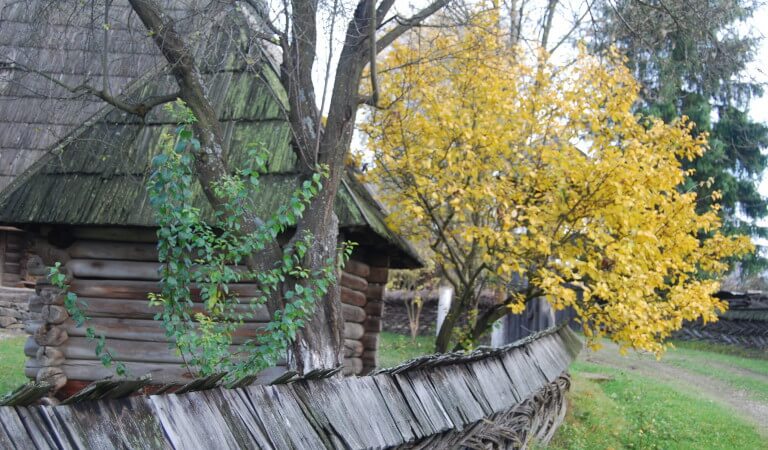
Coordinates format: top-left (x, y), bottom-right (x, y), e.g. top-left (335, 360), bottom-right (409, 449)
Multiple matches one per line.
top-left (0, 326), bottom-right (581, 449)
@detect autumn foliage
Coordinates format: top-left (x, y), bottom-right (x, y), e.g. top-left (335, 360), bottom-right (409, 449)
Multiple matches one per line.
top-left (362, 10), bottom-right (753, 354)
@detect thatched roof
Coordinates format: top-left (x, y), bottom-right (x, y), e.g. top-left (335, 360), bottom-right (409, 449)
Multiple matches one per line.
top-left (0, 1), bottom-right (420, 267)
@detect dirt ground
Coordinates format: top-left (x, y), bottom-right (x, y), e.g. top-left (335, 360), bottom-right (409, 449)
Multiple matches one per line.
top-left (582, 343), bottom-right (768, 436)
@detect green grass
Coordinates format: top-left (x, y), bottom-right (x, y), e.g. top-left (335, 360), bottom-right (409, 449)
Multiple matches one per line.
top-left (670, 339), bottom-right (768, 361)
top-left (0, 335), bottom-right (28, 396)
top-left (641, 341), bottom-right (768, 404)
top-left (663, 357), bottom-right (768, 402)
top-left (549, 362), bottom-right (768, 450)
top-left (670, 340), bottom-right (768, 373)
top-left (378, 331), bottom-right (434, 368)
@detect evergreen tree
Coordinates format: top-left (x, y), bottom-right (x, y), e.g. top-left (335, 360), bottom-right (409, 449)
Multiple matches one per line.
top-left (593, 0), bottom-right (768, 273)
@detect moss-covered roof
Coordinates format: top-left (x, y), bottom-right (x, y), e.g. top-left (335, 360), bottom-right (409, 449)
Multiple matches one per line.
top-left (0, 9), bottom-right (419, 268)
top-left (0, 0), bottom-right (213, 193)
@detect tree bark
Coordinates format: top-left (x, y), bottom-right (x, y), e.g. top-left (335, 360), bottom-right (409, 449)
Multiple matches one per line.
top-left (434, 290), bottom-right (466, 353)
top-left (282, 0), bottom-right (375, 372)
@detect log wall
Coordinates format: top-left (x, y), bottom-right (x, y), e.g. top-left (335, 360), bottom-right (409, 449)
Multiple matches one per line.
top-left (0, 228), bottom-right (26, 287)
top-left (23, 228), bottom-right (389, 396)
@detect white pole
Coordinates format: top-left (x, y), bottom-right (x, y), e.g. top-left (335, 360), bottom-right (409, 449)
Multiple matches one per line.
top-left (491, 317), bottom-right (506, 347)
top-left (436, 284), bottom-right (453, 336)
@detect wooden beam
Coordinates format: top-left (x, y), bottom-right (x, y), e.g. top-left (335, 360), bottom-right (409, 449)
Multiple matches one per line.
top-left (342, 357), bottom-right (363, 375)
top-left (35, 366), bottom-right (66, 391)
top-left (41, 305), bottom-right (68, 325)
top-left (33, 324), bottom-right (68, 346)
top-left (68, 279), bottom-right (263, 299)
top-left (26, 318), bottom-right (270, 344)
top-left (344, 339), bottom-right (364, 358)
top-left (340, 287), bottom-right (366, 307)
top-left (367, 267), bottom-right (389, 284)
top-left (344, 260), bottom-right (370, 279)
top-left (25, 359), bottom-right (289, 384)
top-left (344, 323), bottom-right (364, 340)
top-left (35, 346), bottom-right (65, 367)
top-left (342, 303), bottom-right (366, 323)
top-left (365, 301), bottom-right (383, 317)
top-left (341, 272), bottom-right (368, 292)
top-left (67, 240), bottom-right (158, 261)
top-left (67, 259), bottom-right (162, 281)
top-left (366, 284), bottom-right (385, 301)
top-left (71, 297), bottom-right (270, 321)
top-left (25, 337), bottom-right (288, 367)
top-left (70, 227), bottom-right (158, 243)
top-left (67, 259), bottom-right (253, 282)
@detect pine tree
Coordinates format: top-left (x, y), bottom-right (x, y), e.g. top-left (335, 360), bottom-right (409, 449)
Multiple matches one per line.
top-left (593, 0), bottom-right (768, 273)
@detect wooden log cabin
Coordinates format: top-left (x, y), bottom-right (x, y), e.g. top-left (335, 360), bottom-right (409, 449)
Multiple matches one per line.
top-left (0, 227), bottom-right (26, 287)
top-left (0, 4), bottom-right (420, 397)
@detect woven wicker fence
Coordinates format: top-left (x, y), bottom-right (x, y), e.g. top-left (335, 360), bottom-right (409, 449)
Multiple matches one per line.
top-left (674, 292), bottom-right (768, 349)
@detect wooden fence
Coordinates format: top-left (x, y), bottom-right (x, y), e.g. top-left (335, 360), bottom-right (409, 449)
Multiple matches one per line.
top-left (0, 326), bottom-right (581, 449)
top-left (675, 291), bottom-right (768, 349)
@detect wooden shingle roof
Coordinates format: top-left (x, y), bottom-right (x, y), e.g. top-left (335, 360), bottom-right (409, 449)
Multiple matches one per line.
top-left (0, 0), bottom-right (213, 191)
top-left (0, 1), bottom-right (421, 267)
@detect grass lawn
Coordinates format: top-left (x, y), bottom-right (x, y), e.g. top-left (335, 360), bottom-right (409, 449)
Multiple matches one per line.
top-left (378, 331), bottom-right (434, 368)
top-left (662, 346), bottom-right (768, 403)
top-left (0, 335), bottom-right (28, 396)
top-left (548, 361), bottom-right (768, 450)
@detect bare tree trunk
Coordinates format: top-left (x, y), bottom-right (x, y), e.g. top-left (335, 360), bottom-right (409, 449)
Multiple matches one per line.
top-left (507, 0), bottom-right (519, 47)
top-left (280, 0), bottom-right (374, 371)
top-left (540, 0), bottom-right (558, 49)
top-left (434, 287), bottom-right (468, 352)
top-left (436, 283), bottom-right (453, 336)
top-left (434, 303), bottom-right (459, 353)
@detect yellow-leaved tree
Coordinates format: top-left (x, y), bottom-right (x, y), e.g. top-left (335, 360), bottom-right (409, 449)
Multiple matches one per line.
top-left (362, 8), bottom-right (753, 353)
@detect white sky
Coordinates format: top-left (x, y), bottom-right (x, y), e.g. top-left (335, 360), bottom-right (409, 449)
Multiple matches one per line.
top-left (308, 0), bottom-right (768, 199)
top-left (747, 6), bottom-right (768, 197)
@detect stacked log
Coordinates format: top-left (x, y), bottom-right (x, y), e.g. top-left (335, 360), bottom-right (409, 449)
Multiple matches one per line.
top-left (22, 230), bottom-right (382, 394)
top-left (26, 278), bottom-right (69, 394)
top-left (340, 260), bottom-right (370, 375)
top-left (363, 262), bottom-right (388, 374)
top-left (25, 237), bottom-right (283, 390)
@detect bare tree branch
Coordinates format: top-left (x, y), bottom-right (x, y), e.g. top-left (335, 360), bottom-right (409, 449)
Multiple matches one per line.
top-left (540, 0), bottom-right (558, 49)
top-left (102, 0), bottom-right (113, 96)
top-left (3, 59), bottom-right (179, 117)
top-left (548, 0), bottom-right (594, 54)
top-left (242, 0), bottom-right (288, 40)
top-left (368, 0), bottom-right (380, 107)
top-left (375, 0), bottom-right (452, 53)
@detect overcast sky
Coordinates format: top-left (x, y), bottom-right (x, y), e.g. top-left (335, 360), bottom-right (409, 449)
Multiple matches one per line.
top-left (746, 6), bottom-right (768, 197)
top-left (307, 0), bottom-right (768, 198)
